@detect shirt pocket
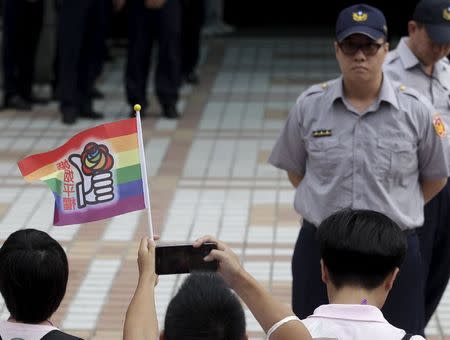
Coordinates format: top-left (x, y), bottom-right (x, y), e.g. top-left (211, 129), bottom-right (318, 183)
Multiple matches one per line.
top-left (376, 139), bottom-right (417, 182)
top-left (307, 138), bottom-right (342, 183)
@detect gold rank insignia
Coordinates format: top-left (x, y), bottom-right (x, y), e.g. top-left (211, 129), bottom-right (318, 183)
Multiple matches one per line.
top-left (443, 7), bottom-right (450, 21)
top-left (353, 10), bottom-right (368, 22)
top-left (433, 113), bottom-right (446, 138)
top-left (312, 129), bottom-right (332, 138)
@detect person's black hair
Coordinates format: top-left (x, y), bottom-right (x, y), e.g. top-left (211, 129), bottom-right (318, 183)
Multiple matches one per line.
top-left (317, 208), bottom-right (407, 290)
top-left (164, 272), bottom-right (246, 340)
top-left (0, 229), bottom-right (69, 323)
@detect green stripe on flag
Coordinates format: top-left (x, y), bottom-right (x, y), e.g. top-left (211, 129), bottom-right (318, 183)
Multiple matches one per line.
top-left (44, 177), bottom-right (62, 194)
top-left (116, 164), bottom-right (142, 184)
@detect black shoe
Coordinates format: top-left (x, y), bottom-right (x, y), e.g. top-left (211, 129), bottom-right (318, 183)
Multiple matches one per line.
top-left (90, 88), bottom-right (104, 99)
top-left (62, 110), bottom-right (77, 125)
top-left (184, 71), bottom-right (200, 84)
top-left (162, 104), bottom-right (180, 119)
top-left (29, 95), bottom-right (50, 105)
top-left (80, 111), bottom-right (104, 120)
top-left (4, 95), bottom-right (32, 111)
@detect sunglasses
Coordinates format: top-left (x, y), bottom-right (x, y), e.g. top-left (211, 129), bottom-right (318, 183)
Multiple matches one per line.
top-left (338, 41), bottom-right (384, 56)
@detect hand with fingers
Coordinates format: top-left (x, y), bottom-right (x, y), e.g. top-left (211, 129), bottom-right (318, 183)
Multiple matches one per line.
top-left (193, 235), bottom-right (245, 289)
top-left (137, 236), bottom-right (159, 286)
top-left (69, 143), bottom-right (115, 208)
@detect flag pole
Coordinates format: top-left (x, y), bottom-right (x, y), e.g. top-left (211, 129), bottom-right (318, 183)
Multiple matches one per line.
top-left (134, 104), bottom-right (154, 240)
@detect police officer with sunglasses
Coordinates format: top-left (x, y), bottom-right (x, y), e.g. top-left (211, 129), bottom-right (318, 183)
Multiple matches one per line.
top-left (269, 3), bottom-right (450, 336)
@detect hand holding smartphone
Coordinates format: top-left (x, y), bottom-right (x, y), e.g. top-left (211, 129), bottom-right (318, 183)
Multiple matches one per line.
top-left (155, 242), bottom-right (218, 275)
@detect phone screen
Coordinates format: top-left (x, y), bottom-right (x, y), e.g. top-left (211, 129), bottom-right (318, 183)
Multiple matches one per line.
top-left (155, 242), bottom-right (218, 275)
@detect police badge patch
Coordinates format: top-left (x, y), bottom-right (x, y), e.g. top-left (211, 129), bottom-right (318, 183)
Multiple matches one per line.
top-left (433, 114), bottom-right (446, 138)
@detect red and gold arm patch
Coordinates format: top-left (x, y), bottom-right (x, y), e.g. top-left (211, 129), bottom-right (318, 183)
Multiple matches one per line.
top-left (433, 113), bottom-right (446, 138)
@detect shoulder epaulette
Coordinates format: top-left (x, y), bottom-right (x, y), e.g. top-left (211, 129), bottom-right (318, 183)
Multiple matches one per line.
top-left (296, 82), bottom-right (329, 106)
top-left (397, 84), bottom-right (421, 100)
top-left (397, 84), bottom-right (434, 110)
top-left (385, 50), bottom-right (400, 64)
top-left (302, 82), bottom-right (328, 97)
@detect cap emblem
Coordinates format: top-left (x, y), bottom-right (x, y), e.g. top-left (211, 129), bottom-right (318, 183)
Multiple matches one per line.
top-left (352, 10), bottom-right (368, 22)
top-left (443, 8), bottom-right (450, 21)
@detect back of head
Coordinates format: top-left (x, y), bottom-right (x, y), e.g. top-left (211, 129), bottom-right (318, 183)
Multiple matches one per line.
top-left (413, 0), bottom-right (450, 44)
top-left (164, 272), bottom-right (246, 340)
top-left (317, 209), bottom-right (407, 290)
top-left (0, 229), bottom-right (68, 323)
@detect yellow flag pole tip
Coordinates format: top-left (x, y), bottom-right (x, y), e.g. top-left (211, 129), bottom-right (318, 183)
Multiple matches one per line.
top-left (134, 104), bottom-right (141, 112)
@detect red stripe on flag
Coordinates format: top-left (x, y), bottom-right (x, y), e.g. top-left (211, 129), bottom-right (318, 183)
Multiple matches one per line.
top-left (18, 118), bottom-right (137, 177)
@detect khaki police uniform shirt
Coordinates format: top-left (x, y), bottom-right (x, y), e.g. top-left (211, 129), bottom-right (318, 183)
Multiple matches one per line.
top-left (384, 37), bottom-right (450, 141)
top-left (268, 74), bottom-right (450, 230)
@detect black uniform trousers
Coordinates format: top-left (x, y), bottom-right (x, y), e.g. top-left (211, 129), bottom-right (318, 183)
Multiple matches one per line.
top-left (125, 0), bottom-right (182, 110)
top-left (292, 220), bottom-right (425, 336)
top-left (2, 0), bottom-right (44, 102)
top-left (57, 0), bottom-right (109, 115)
top-left (181, 0), bottom-right (205, 76)
top-left (418, 181), bottom-right (450, 325)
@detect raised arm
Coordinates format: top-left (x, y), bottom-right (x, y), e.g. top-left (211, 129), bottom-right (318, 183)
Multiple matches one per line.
top-left (123, 237), bottom-right (159, 340)
top-left (194, 236), bottom-right (312, 340)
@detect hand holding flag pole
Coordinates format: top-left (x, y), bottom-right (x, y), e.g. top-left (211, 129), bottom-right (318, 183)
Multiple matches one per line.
top-left (134, 104), bottom-right (154, 240)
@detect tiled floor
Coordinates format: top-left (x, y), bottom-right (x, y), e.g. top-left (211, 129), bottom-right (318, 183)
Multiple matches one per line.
top-left (0, 36), bottom-right (448, 339)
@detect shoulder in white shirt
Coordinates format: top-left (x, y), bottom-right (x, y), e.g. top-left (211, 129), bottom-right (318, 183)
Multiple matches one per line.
top-left (302, 304), bottom-right (425, 340)
top-left (0, 320), bottom-right (59, 340)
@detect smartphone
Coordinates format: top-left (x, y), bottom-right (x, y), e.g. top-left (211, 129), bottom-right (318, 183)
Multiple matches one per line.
top-left (155, 242), bottom-right (218, 275)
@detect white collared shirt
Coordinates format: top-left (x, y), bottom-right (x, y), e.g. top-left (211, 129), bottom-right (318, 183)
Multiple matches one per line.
top-left (0, 320), bottom-right (58, 340)
top-left (301, 304), bottom-right (425, 340)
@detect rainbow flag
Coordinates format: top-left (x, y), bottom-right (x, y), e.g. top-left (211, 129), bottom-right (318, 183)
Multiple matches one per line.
top-left (18, 118), bottom-right (146, 226)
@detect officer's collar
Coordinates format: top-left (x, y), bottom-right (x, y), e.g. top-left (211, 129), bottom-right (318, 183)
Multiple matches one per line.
top-left (397, 37), bottom-right (421, 70)
top-left (378, 74), bottom-right (400, 110)
top-left (332, 75), bottom-right (399, 110)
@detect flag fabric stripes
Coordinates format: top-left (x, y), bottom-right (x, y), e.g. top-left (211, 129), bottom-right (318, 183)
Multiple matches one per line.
top-left (18, 118), bottom-right (147, 226)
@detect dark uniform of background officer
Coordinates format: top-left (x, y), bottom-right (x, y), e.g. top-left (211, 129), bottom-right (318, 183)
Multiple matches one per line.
top-left (125, 0), bottom-right (182, 119)
top-left (56, 0), bottom-right (112, 124)
top-left (181, 0), bottom-right (205, 85)
top-left (384, 0), bottom-right (450, 328)
top-left (2, 0), bottom-right (44, 111)
top-left (269, 4), bottom-right (450, 336)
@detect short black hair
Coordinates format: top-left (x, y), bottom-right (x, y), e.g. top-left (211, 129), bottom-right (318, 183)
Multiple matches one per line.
top-left (317, 208), bottom-right (407, 290)
top-left (164, 272), bottom-right (246, 340)
top-left (0, 229), bottom-right (69, 323)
